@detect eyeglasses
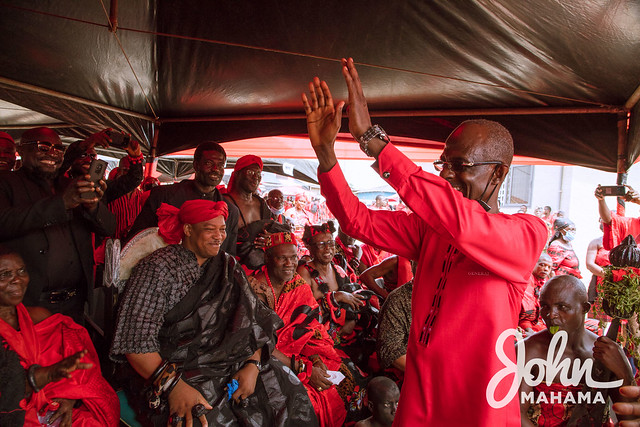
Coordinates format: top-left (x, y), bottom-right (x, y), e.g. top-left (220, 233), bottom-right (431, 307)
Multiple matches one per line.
top-left (244, 169), bottom-right (262, 178)
top-left (313, 240), bottom-right (335, 249)
top-left (433, 159), bottom-right (503, 173)
top-left (22, 141), bottom-right (65, 155)
top-left (79, 152), bottom-right (97, 160)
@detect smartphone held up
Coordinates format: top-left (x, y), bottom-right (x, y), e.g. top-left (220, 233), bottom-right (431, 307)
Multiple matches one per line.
top-left (106, 129), bottom-right (131, 148)
top-left (600, 185), bottom-right (626, 197)
top-left (80, 158), bottom-right (108, 200)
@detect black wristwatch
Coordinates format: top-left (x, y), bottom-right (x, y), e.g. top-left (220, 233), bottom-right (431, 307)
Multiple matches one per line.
top-left (243, 359), bottom-right (262, 371)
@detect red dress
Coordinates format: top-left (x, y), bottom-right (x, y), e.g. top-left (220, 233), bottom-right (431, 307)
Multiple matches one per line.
top-left (0, 304), bottom-right (119, 426)
top-left (547, 240), bottom-right (582, 278)
top-left (319, 143), bottom-right (548, 426)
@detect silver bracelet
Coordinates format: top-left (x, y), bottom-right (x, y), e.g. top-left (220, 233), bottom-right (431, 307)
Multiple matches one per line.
top-left (358, 125), bottom-right (390, 157)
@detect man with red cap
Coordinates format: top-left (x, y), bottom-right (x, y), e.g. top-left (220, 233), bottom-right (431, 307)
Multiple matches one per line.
top-left (252, 231), bottom-right (368, 426)
top-left (0, 131), bottom-right (16, 172)
top-left (112, 200), bottom-right (315, 427)
top-left (0, 127), bottom-right (115, 320)
top-left (224, 155), bottom-right (287, 270)
top-left (127, 141), bottom-right (239, 256)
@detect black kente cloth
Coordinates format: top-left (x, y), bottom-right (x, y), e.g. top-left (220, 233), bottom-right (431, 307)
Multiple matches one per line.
top-left (0, 338), bottom-right (25, 426)
top-left (156, 252), bottom-right (317, 427)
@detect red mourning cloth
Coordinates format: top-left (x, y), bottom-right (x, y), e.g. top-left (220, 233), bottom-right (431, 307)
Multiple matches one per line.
top-left (0, 304), bottom-right (119, 426)
top-left (396, 256), bottom-right (413, 289)
top-left (263, 232), bottom-right (297, 250)
top-left (360, 244), bottom-right (391, 268)
top-left (157, 200), bottom-right (229, 244)
top-left (268, 271), bottom-right (346, 427)
top-left (603, 212), bottom-right (640, 250)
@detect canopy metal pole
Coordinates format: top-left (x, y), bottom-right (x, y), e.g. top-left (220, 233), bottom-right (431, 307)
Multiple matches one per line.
top-left (158, 106), bottom-right (625, 124)
top-left (625, 83), bottom-right (640, 110)
top-left (616, 112), bottom-right (630, 216)
top-left (108, 0), bottom-right (118, 32)
top-left (145, 123), bottom-right (159, 178)
top-left (0, 76), bottom-right (155, 122)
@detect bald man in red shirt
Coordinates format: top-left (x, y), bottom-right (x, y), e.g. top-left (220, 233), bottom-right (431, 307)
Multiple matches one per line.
top-left (302, 59), bottom-right (547, 426)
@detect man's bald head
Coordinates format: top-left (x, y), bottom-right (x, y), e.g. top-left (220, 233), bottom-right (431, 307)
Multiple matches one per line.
top-left (367, 376), bottom-right (399, 403)
top-left (540, 275), bottom-right (587, 303)
top-left (451, 119), bottom-right (514, 166)
top-left (538, 253), bottom-right (552, 264)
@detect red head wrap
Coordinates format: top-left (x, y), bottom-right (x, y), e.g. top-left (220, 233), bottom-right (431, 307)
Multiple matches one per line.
top-left (263, 232), bottom-right (298, 251)
top-left (295, 193), bottom-right (308, 203)
top-left (227, 155), bottom-right (263, 190)
top-left (157, 200), bottom-right (229, 244)
top-left (234, 155), bottom-right (263, 172)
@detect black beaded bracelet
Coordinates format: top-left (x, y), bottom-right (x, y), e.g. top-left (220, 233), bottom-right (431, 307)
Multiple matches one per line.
top-left (27, 364), bottom-right (42, 393)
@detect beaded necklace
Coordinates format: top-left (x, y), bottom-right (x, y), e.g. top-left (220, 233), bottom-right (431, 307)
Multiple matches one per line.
top-left (264, 269), bottom-right (282, 311)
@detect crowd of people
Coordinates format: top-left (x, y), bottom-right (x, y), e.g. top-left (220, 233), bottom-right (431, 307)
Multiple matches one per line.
top-left (3, 59), bottom-right (640, 427)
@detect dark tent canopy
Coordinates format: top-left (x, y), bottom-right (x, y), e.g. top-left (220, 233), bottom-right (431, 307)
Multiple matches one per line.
top-left (1, 1), bottom-right (639, 172)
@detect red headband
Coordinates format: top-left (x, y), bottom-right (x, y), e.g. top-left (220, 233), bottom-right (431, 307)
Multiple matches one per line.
top-left (263, 232), bottom-right (298, 250)
top-left (234, 155), bottom-right (263, 172)
top-left (157, 200), bottom-right (229, 244)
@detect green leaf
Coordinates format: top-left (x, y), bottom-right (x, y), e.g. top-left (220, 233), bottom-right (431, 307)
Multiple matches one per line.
top-left (549, 326), bottom-right (559, 334)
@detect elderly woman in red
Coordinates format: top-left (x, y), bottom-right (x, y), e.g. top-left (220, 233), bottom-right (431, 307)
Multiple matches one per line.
top-left (0, 246), bottom-right (119, 426)
top-left (297, 222), bottom-right (378, 367)
top-left (546, 218), bottom-right (582, 278)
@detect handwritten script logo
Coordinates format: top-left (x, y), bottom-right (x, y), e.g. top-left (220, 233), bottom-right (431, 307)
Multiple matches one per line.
top-left (485, 328), bottom-right (623, 408)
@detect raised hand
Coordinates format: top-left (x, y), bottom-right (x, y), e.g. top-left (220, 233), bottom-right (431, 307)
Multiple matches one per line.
top-left (625, 185), bottom-right (640, 204)
top-left (125, 138), bottom-right (142, 157)
top-left (82, 128), bottom-right (111, 151)
top-left (302, 77), bottom-right (344, 171)
top-left (341, 57), bottom-right (372, 139)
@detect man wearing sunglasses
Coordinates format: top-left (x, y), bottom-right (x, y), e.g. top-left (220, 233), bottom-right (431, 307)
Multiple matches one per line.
top-left (302, 59), bottom-right (548, 426)
top-left (0, 127), bottom-right (115, 322)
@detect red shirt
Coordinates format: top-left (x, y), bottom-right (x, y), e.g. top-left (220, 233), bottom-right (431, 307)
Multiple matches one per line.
top-left (319, 144), bottom-right (547, 426)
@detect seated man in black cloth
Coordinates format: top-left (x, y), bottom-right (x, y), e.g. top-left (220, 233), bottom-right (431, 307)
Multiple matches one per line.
top-left (126, 141), bottom-right (239, 255)
top-left (111, 199), bottom-right (316, 426)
